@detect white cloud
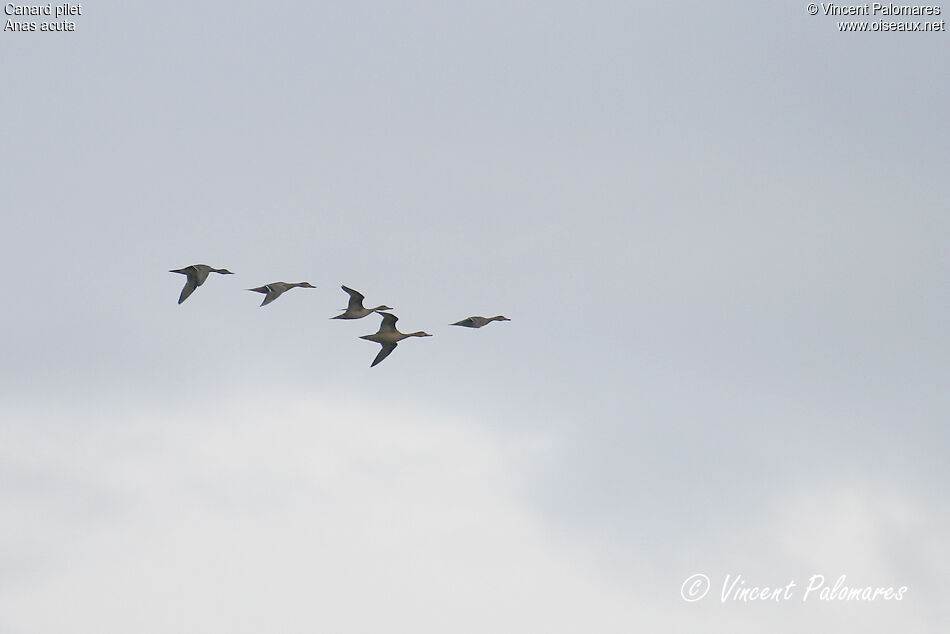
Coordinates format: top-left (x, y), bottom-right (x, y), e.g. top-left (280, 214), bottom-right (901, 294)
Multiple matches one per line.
top-left (0, 395), bottom-right (646, 634)
top-left (2, 395), bottom-right (945, 634)
top-left (764, 481), bottom-right (948, 632)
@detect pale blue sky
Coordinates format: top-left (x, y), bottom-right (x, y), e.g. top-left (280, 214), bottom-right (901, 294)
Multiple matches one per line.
top-left (1, 2), bottom-right (947, 632)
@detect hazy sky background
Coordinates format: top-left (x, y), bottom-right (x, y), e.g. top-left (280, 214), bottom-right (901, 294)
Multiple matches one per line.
top-left (2, 2), bottom-right (947, 632)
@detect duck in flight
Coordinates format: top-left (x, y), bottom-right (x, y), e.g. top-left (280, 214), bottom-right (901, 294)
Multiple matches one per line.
top-left (359, 312), bottom-right (432, 367)
top-left (247, 281), bottom-right (315, 307)
top-left (170, 264), bottom-right (234, 304)
top-left (332, 285), bottom-right (393, 320)
top-left (450, 315), bottom-right (511, 328)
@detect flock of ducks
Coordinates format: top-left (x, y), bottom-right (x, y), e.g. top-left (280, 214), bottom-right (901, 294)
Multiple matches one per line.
top-left (170, 264), bottom-right (510, 367)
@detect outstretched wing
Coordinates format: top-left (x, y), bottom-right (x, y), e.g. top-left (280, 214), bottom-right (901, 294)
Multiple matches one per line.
top-left (342, 285), bottom-right (365, 311)
top-left (260, 285), bottom-right (283, 306)
top-left (178, 271), bottom-right (199, 304)
top-left (377, 312), bottom-right (399, 333)
top-left (451, 317), bottom-right (476, 328)
top-left (371, 342), bottom-right (397, 367)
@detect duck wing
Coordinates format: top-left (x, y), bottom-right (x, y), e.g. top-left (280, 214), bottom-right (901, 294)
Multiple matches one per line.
top-left (178, 278), bottom-right (197, 304)
top-left (341, 285), bottom-right (366, 311)
top-left (371, 342), bottom-right (397, 367)
top-left (176, 267), bottom-right (201, 304)
top-left (260, 284), bottom-right (287, 307)
top-left (377, 312), bottom-right (399, 333)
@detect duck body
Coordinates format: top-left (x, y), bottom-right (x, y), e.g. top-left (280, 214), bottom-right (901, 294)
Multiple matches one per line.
top-left (247, 281), bottom-right (315, 307)
top-left (170, 264), bottom-right (234, 304)
top-left (333, 285), bottom-right (392, 319)
top-left (450, 315), bottom-right (510, 328)
top-left (359, 312), bottom-right (431, 366)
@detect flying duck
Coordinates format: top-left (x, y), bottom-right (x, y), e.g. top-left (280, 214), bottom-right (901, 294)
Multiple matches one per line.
top-left (450, 315), bottom-right (511, 328)
top-left (247, 281), bottom-right (315, 307)
top-left (170, 264), bottom-right (234, 304)
top-left (359, 312), bottom-right (431, 367)
top-left (332, 285), bottom-right (393, 320)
